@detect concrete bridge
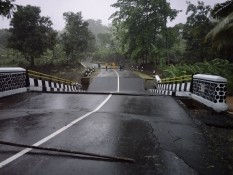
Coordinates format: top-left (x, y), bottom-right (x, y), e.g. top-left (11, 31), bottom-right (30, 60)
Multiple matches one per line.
top-left (0, 67), bottom-right (229, 175)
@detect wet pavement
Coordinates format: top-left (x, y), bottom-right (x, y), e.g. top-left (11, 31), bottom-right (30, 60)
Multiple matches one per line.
top-left (0, 68), bottom-right (229, 174)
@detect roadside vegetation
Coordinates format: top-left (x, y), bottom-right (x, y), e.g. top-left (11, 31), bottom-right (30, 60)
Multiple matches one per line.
top-left (0, 0), bottom-right (233, 92)
top-left (163, 59), bottom-right (233, 95)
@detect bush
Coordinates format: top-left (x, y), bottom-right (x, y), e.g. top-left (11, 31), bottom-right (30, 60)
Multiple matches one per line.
top-left (162, 59), bottom-right (233, 95)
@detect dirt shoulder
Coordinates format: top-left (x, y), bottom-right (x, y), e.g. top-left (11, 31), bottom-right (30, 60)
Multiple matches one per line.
top-left (227, 96), bottom-right (233, 112)
top-left (178, 98), bottom-right (233, 174)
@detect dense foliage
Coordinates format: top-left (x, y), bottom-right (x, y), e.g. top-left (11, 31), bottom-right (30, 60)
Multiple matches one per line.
top-left (86, 19), bottom-right (109, 39)
top-left (163, 59), bottom-right (233, 95)
top-left (8, 5), bottom-right (57, 67)
top-left (206, 0), bottom-right (233, 61)
top-left (0, 29), bottom-right (10, 48)
top-left (0, 0), bottom-right (15, 18)
top-left (110, 0), bottom-right (180, 64)
top-left (61, 12), bottom-right (94, 64)
top-left (182, 1), bottom-right (213, 63)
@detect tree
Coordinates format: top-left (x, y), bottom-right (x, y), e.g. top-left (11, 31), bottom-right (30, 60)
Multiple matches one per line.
top-left (211, 0), bottom-right (233, 19)
top-left (110, 0), bottom-right (179, 64)
top-left (97, 33), bottom-right (112, 47)
top-left (165, 24), bottom-right (186, 64)
top-left (0, 0), bottom-right (15, 18)
top-left (0, 29), bottom-right (11, 48)
top-left (86, 19), bottom-right (109, 38)
top-left (182, 1), bottom-right (213, 63)
top-left (8, 5), bottom-right (57, 67)
top-left (61, 12), bottom-right (94, 63)
top-left (206, 0), bottom-right (233, 61)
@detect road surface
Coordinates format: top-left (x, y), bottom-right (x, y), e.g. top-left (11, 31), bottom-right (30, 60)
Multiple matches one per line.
top-left (0, 69), bottom-right (227, 175)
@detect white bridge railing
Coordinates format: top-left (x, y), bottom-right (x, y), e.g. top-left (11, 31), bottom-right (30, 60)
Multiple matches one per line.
top-left (0, 67), bottom-right (27, 98)
top-left (0, 67), bottom-right (83, 98)
top-left (150, 74), bottom-right (228, 112)
top-left (191, 74), bottom-right (228, 112)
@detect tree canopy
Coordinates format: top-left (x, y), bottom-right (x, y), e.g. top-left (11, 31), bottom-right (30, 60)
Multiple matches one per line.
top-left (8, 5), bottom-right (57, 67)
top-left (182, 1), bottom-right (213, 63)
top-left (61, 12), bottom-right (94, 63)
top-left (2, 0), bottom-right (233, 70)
top-left (0, 29), bottom-right (10, 48)
top-left (86, 19), bottom-right (109, 38)
top-left (97, 33), bottom-right (112, 48)
top-left (110, 0), bottom-right (180, 64)
top-left (206, 0), bottom-right (233, 61)
top-left (0, 0), bottom-right (15, 18)
top-left (211, 0), bottom-right (233, 19)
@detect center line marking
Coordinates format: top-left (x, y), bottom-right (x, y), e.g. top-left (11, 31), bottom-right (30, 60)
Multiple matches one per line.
top-left (0, 94), bottom-right (112, 168)
top-left (113, 69), bottom-right (120, 92)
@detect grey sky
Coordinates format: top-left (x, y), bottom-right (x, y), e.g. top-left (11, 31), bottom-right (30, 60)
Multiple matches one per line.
top-left (0, 0), bottom-right (226, 30)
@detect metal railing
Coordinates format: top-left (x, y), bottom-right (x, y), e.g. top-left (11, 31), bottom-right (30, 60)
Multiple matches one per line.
top-left (27, 70), bottom-right (76, 85)
top-left (161, 75), bottom-right (192, 84)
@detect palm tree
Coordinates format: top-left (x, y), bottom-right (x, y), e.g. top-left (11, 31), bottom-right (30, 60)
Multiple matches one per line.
top-left (206, 0), bottom-right (233, 60)
top-left (0, 0), bottom-right (16, 18)
top-left (206, 11), bottom-right (233, 51)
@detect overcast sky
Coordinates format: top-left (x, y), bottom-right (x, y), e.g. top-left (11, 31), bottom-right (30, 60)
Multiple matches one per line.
top-left (0, 0), bottom-right (226, 30)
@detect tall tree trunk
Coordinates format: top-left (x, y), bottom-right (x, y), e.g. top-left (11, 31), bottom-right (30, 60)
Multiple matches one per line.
top-left (164, 15), bottom-right (169, 65)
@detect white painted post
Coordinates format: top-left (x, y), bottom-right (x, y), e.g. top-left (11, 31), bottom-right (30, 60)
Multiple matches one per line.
top-left (154, 75), bottom-right (161, 88)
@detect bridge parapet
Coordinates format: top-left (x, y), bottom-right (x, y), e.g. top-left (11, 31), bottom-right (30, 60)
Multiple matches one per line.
top-left (0, 67), bottom-right (84, 98)
top-left (0, 67), bottom-right (27, 97)
top-left (191, 74), bottom-right (228, 112)
top-left (150, 74), bottom-right (228, 112)
top-left (27, 70), bottom-right (82, 93)
top-left (149, 75), bottom-right (192, 96)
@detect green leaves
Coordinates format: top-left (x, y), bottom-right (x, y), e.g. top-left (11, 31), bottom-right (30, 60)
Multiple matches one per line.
top-left (110, 0), bottom-right (179, 63)
top-left (0, 0), bottom-right (15, 18)
top-left (97, 33), bottom-right (112, 48)
top-left (206, 13), bottom-right (233, 60)
top-left (8, 5), bottom-right (57, 67)
top-left (183, 1), bottom-right (213, 63)
top-left (61, 12), bottom-right (94, 63)
top-left (163, 59), bottom-right (233, 95)
top-left (211, 0), bottom-right (233, 19)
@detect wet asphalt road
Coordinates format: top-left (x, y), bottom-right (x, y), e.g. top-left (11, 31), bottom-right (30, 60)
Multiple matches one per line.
top-left (0, 69), bottom-right (226, 175)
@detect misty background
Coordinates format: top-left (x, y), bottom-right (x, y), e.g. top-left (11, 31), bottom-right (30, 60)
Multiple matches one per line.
top-left (0, 0), bottom-right (226, 30)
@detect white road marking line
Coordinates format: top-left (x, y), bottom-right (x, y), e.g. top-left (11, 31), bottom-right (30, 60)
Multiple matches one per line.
top-left (0, 94), bottom-right (112, 168)
top-left (113, 69), bottom-right (120, 92)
